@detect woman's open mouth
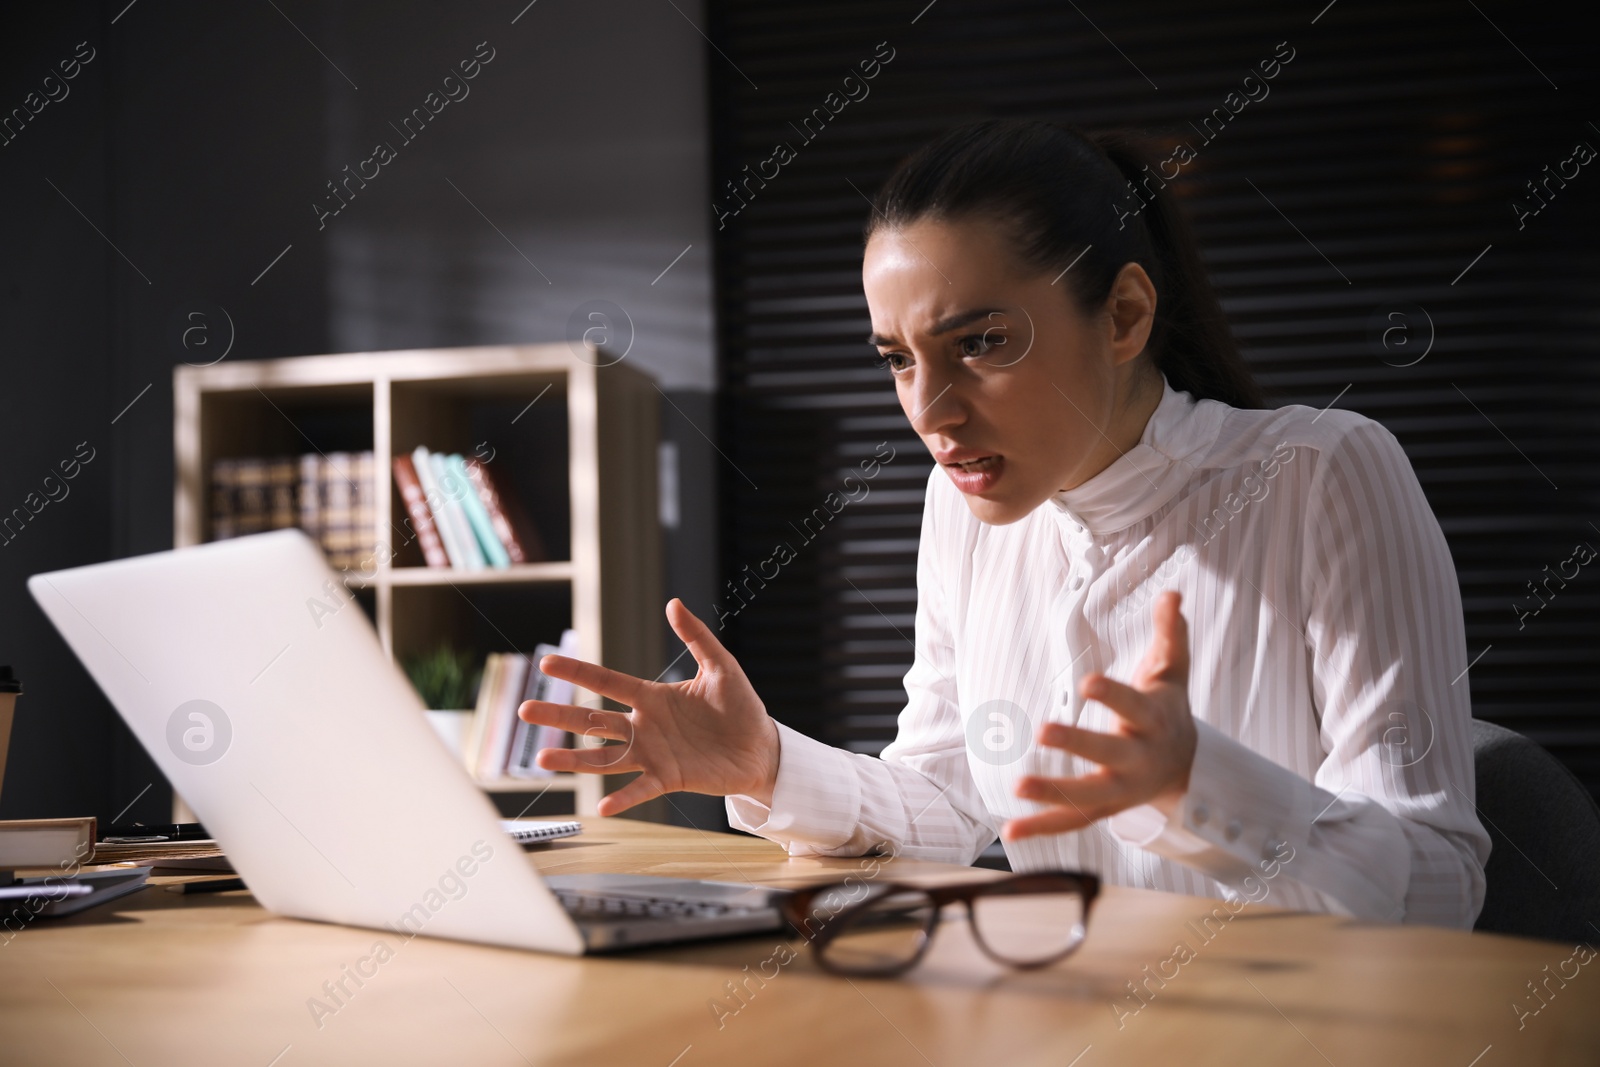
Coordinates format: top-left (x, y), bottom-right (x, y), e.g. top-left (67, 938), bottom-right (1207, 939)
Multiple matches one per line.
top-left (944, 454), bottom-right (1004, 494)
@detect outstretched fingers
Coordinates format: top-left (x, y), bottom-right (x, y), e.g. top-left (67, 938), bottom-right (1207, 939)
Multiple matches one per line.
top-left (536, 654), bottom-right (651, 709)
top-left (1140, 590), bottom-right (1190, 685)
top-left (1037, 722), bottom-right (1130, 768)
top-left (666, 598), bottom-right (737, 678)
top-left (596, 774), bottom-right (666, 816)
top-left (517, 701), bottom-right (631, 742)
top-left (1002, 808), bottom-right (1092, 840)
top-left (535, 743), bottom-right (643, 775)
top-left (1005, 771), bottom-right (1121, 839)
top-left (1080, 673), bottom-right (1158, 731)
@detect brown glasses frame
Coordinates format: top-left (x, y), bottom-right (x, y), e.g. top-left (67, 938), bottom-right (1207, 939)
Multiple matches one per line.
top-left (779, 870), bottom-right (1102, 977)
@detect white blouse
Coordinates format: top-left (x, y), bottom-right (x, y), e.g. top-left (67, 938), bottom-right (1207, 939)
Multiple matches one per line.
top-left (726, 374), bottom-right (1491, 928)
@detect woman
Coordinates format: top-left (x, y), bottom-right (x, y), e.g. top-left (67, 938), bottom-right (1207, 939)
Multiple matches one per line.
top-left (520, 119), bottom-right (1489, 928)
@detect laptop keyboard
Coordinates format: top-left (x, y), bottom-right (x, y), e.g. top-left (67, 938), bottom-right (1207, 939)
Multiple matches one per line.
top-left (553, 888), bottom-right (766, 922)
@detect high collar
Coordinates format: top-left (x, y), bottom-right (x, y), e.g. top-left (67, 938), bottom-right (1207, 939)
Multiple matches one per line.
top-left (1047, 375), bottom-right (1229, 535)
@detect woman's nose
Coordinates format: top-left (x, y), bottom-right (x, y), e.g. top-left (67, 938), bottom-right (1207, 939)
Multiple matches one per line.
top-left (906, 369), bottom-right (964, 436)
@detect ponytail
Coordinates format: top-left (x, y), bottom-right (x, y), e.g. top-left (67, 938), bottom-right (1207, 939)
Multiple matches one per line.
top-left (865, 119), bottom-right (1267, 409)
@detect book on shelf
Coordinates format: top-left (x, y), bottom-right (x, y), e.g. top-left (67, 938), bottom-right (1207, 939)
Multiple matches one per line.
top-left (298, 453), bottom-right (321, 549)
top-left (268, 457), bottom-right (297, 530)
top-left (463, 629), bottom-right (580, 782)
top-left (397, 445), bottom-right (547, 571)
top-left (464, 455), bottom-right (548, 564)
top-left (410, 445), bottom-right (467, 568)
top-left (423, 447), bottom-right (486, 570)
top-left (322, 453), bottom-right (354, 570)
top-left (506, 628), bottom-right (582, 779)
top-left (316, 451), bottom-right (375, 571)
top-left (460, 657), bottom-right (495, 777)
top-left (450, 453), bottom-right (511, 569)
top-left (207, 452), bottom-right (378, 573)
top-left (235, 458), bottom-right (269, 535)
top-left (391, 454), bottom-right (450, 567)
top-left (210, 459), bottom-right (238, 540)
top-left (210, 445), bottom-right (548, 576)
top-left (354, 452), bottom-right (375, 566)
top-left (468, 653), bottom-right (530, 779)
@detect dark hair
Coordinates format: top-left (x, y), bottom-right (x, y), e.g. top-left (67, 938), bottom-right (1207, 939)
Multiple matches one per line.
top-left (864, 119), bottom-right (1266, 409)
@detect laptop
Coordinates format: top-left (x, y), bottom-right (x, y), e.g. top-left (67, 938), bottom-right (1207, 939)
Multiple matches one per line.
top-left (28, 530), bottom-right (786, 954)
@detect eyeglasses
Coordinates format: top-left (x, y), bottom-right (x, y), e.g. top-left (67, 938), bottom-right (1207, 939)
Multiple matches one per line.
top-left (779, 870), bottom-right (1100, 977)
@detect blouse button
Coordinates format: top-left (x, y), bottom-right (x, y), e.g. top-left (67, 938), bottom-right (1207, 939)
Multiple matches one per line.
top-left (1191, 803), bottom-right (1210, 826)
top-left (1225, 819), bottom-right (1243, 842)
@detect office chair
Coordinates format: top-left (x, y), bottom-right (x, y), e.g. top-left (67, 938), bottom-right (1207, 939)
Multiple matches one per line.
top-left (1470, 719), bottom-right (1600, 943)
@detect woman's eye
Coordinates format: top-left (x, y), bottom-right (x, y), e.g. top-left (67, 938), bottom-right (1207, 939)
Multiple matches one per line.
top-left (958, 332), bottom-right (1002, 358)
top-left (873, 351), bottom-right (911, 372)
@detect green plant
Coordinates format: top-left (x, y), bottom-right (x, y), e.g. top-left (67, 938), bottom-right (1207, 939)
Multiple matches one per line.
top-left (402, 646), bottom-right (481, 710)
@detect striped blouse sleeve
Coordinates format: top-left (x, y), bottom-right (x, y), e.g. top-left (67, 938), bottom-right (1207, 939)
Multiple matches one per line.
top-left (725, 471), bottom-right (998, 864)
top-left (1108, 418), bottom-right (1490, 926)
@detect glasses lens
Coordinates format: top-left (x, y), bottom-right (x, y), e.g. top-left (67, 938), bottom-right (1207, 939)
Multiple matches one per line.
top-left (970, 884), bottom-right (1087, 967)
top-left (813, 887), bottom-right (937, 975)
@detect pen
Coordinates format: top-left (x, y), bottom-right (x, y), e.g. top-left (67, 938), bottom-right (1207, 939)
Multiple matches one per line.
top-left (103, 822), bottom-right (210, 842)
top-left (171, 877), bottom-right (247, 895)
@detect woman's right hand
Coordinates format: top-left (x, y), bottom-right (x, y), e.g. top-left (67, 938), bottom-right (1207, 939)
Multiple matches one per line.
top-left (516, 598), bottom-right (781, 816)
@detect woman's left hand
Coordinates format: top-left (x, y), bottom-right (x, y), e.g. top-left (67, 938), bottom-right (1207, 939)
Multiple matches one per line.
top-left (1002, 590), bottom-right (1198, 841)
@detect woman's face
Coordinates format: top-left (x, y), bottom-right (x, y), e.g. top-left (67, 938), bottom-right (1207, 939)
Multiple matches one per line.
top-left (862, 215), bottom-right (1159, 525)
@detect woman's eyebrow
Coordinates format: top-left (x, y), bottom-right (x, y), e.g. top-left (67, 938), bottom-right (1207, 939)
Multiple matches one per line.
top-left (866, 307), bottom-right (1009, 346)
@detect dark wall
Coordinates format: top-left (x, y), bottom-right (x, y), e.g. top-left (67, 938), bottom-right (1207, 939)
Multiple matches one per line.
top-left (0, 1), bottom-right (723, 827)
top-left (1, 6), bottom-right (119, 822)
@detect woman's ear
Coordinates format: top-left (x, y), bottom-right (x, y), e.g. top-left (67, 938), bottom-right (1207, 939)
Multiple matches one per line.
top-left (1105, 262), bottom-right (1157, 366)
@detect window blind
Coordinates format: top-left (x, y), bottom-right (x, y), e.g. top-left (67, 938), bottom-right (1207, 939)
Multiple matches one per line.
top-left (707, 0), bottom-right (1600, 795)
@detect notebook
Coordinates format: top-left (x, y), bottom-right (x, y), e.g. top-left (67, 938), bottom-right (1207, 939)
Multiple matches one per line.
top-left (90, 838), bottom-right (226, 865)
top-left (0, 817), bottom-right (96, 868)
top-left (501, 819), bottom-right (583, 845)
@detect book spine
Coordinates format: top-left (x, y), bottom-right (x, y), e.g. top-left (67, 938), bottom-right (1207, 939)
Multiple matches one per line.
top-left (298, 454), bottom-right (322, 549)
top-left (536, 628), bottom-right (581, 760)
top-left (506, 656), bottom-right (550, 779)
top-left (210, 458), bottom-right (238, 541)
top-left (474, 652), bottom-right (519, 778)
top-left (354, 451), bottom-right (376, 568)
top-left (323, 452), bottom-right (354, 570)
top-left (479, 654), bottom-right (530, 780)
top-left (429, 451), bottom-right (485, 570)
top-left (464, 654), bottom-right (502, 777)
top-left (268, 457), bottom-right (298, 530)
top-left (0, 817), bottom-right (98, 868)
top-left (463, 457), bottom-right (526, 564)
top-left (449, 454), bottom-right (511, 569)
top-left (507, 640), bottom-right (568, 778)
top-left (504, 719), bottom-right (545, 778)
top-left (392, 454), bottom-right (449, 567)
top-left (507, 640), bottom-right (554, 778)
top-left (412, 447), bottom-right (467, 568)
top-left (531, 722), bottom-right (570, 768)
top-left (236, 458), bottom-right (269, 535)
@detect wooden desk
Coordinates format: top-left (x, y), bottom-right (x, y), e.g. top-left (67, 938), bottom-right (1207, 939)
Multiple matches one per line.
top-left (2, 817), bottom-right (1595, 1065)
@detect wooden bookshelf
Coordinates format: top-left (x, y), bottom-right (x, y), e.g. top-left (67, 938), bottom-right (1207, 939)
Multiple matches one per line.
top-left (377, 561), bottom-right (576, 587)
top-left (172, 344), bottom-right (664, 818)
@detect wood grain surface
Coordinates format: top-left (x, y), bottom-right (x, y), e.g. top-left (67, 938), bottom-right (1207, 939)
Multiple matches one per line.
top-left (2, 816), bottom-right (1595, 1066)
